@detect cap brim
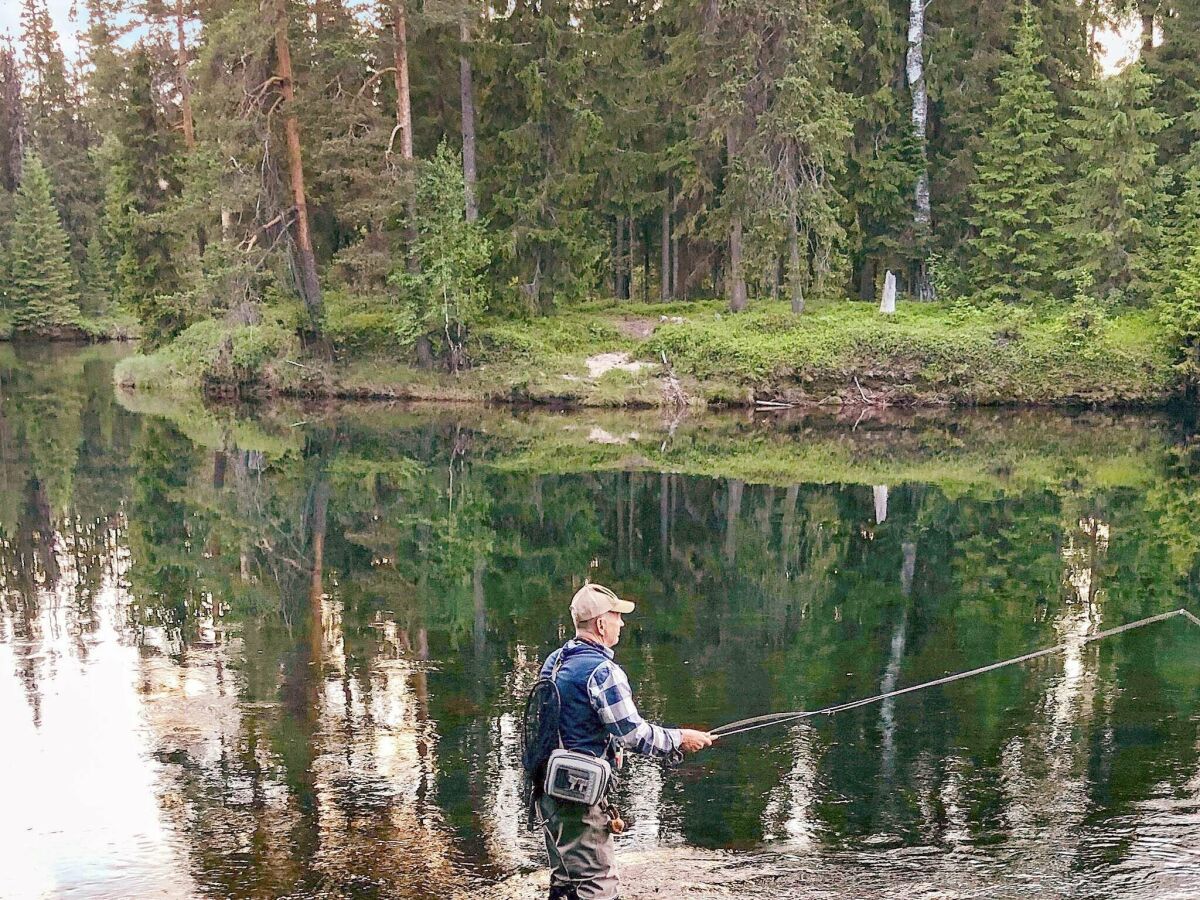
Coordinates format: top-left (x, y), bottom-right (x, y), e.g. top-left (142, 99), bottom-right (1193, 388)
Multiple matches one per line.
top-left (613, 598), bottom-right (635, 614)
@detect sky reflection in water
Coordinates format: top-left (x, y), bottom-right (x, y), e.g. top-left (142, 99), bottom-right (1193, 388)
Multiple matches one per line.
top-left (1, 345), bottom-right (1199, 899)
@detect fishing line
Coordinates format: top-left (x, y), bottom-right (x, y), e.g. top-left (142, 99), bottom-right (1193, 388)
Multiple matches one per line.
top-left (710, 608), bottom-right (1200, 739)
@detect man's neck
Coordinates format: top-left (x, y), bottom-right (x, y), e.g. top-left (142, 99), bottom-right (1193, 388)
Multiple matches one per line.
top-left (574, 633), bottom-right (612, 654)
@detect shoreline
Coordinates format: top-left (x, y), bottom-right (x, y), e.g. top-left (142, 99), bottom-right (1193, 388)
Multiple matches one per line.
top-left (110, 300), bottom-right (1180, 411)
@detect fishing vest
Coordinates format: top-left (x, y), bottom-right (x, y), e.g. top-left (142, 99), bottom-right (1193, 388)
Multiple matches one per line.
top-left (545, 639), bottom-right (613, 759)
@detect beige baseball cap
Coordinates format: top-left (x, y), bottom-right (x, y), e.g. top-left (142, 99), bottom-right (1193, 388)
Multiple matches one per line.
top-left (570, 583), bottom-right (635, 626)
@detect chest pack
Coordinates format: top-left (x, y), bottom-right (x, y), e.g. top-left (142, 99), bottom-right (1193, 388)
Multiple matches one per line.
top-left (521, 649), bottom-right (613, 807)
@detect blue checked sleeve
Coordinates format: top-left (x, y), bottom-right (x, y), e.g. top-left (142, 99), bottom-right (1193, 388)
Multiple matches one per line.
top-left (586, 661), bottom-right (681, 758)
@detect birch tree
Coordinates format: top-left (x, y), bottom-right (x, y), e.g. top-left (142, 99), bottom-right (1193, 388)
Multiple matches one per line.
top-left (907, 0), bottom-right (934, 299)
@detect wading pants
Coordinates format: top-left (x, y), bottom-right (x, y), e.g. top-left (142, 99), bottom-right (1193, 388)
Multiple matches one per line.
top-left (537, 793), bottom-right (619, 900)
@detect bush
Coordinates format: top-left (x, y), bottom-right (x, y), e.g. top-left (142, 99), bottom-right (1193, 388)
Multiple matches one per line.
top-left (324, 289), bottom-right (418, 354)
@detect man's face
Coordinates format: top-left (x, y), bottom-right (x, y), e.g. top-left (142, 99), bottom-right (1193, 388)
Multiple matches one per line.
top-left (597, 611), bottom-right (625, 648)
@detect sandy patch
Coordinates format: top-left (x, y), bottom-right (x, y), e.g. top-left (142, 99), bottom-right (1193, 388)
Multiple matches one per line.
top-left (585, 352), bottom-right (656, 379)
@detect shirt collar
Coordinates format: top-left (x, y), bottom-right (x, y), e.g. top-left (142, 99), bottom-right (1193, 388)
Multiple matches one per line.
top-left (567, 636), bottom-right (614, 660)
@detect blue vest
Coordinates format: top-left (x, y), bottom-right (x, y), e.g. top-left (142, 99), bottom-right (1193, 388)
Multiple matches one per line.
top-left (544, 639), bottom-right (612, 759)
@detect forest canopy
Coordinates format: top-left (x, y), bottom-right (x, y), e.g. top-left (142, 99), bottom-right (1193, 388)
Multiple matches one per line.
top-left (0, 0), bottom-right (1197, 382)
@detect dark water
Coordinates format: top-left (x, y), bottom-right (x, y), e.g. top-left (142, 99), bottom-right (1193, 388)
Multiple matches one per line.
top-left (2, 345), bottom-right (1200, 899)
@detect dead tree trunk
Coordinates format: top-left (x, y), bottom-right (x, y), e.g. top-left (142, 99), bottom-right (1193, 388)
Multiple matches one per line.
top-left (273, 0), bottom-right (323, 322)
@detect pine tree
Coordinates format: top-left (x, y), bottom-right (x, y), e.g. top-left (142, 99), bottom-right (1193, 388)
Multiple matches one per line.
top-left (1144, 0), bottom-right (1200, 173)
top-left (927, 0), bottom-right (1090, 269)
top-left (1059, 62), bottom-right (1169, 302)
top-left (967, 3), bottom-right (1063, 304)
top-left (104, 50), bottom-right (185, 338)
top-left (482, 0), bottom-right (604, 312)
top-left (20, 0), bottom-right (98, 263)
top-left (9, 153), bottom-right (81, 334)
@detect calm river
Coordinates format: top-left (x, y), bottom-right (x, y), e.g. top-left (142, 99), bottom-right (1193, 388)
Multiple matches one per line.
top-left (1, 345), bottom-right (1199, 899)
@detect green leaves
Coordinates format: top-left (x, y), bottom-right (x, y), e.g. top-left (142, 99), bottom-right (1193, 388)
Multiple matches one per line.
top-left (393, 142), bottom-right (493, 370)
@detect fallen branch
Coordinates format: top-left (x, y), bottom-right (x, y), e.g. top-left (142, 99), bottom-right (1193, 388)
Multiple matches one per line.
top-left (854, 376), bottom-right (874, 405)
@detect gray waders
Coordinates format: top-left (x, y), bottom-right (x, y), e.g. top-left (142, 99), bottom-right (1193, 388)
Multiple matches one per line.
top-left (537, 792), bottom-right (619, 900)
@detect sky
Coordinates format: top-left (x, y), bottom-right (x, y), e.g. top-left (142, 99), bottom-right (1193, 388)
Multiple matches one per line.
top-left (0, 1), bottom-right (1145, 77)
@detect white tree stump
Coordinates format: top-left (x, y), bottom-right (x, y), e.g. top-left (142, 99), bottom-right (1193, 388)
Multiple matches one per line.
top-left (880, 270), bottom-right (897, 314)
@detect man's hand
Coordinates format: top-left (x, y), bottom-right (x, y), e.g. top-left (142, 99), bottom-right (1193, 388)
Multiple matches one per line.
top-left (678, 728), bottom-right (716, 753)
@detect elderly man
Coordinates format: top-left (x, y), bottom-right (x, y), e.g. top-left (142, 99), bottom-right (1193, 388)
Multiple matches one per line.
top-left (536, 583), bottom-right (714, 900)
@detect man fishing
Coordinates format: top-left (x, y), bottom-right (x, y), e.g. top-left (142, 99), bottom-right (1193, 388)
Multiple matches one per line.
top-left (534, 583), bottom-right (715, 900)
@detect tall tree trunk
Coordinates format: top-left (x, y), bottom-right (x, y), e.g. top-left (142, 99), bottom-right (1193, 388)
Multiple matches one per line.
top-left (726, 128), bottom-right (748, 312)
top-left (788, 215), bottom-right (805, 313)
top-left (391, 1), bottom-right (414, 162)
top-left (176, 1), bottom-right (205, 256)
top-left (273, 0), bottom-right (322, 322)
top-left (392, 0), bottom-right (418, 273)
top-left (175, 3), bottom-right (195, 151)
top-left (671, 230), bottom-right (679, 299)
top-left (661, 190), bottom-right (671, 301)
top-left (1140, 3), bottom-right (1155, 55)
top-left (907, 0), bottom-right (934, 300)
top-left (614, 216), bottom-right (625, 298)
top-left (642, 220), bottom-right (650, 302)
top-left (858, 256), bottom-right (877, 301)
top-left (459, 16), bottom-right (478, 222)
top-left (625, 213), bottom-right (634, 299)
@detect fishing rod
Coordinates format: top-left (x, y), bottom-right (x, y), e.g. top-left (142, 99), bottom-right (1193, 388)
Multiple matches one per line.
top-left (709, 607), bottom-right (1200, 740)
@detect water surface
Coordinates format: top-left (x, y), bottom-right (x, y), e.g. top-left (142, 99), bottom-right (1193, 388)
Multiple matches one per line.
top-left (1, 345), bottom-right (1199, 899)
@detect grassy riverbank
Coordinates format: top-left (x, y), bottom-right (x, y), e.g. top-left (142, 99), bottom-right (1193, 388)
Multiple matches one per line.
top-left (0, 311), bottom-right (140, 343)
top-left (112, 298), bottom-right (1176, 409)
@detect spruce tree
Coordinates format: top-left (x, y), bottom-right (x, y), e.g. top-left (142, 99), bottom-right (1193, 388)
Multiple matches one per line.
top-left (9, 154), bottom-right (81, 334)
top-left (1059, 62), bottom-right (1169, 302)
top-left (966, 3), bottom-right (1062, 304)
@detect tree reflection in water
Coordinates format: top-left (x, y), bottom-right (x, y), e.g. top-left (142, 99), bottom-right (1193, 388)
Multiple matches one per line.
top-left (1, 347), bottom-right (1200, 898)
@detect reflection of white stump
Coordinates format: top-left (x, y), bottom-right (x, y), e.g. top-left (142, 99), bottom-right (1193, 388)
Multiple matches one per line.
top-left (874, 484), bottom-right (888, 524)
top-left (880, 270), bottom-right (897, 314)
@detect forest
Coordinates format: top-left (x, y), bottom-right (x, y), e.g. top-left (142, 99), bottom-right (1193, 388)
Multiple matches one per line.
top-left (0, 0), bottom-right (1198, 403)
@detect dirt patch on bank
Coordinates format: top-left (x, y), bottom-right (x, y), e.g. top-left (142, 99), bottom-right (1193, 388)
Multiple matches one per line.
top-left (613, 316), bottom-right (659, 339)
top-left (585, 352), bottom-right (657, 379)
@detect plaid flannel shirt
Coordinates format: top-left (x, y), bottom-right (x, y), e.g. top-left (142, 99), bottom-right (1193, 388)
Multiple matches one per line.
top-left (546, 639), bottom-right (681, 759)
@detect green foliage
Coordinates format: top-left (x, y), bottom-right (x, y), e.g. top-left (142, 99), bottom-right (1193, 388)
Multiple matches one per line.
top-left (967, 4), bottom-right (1063, 304)
top-left (103, 52), bottom-right (185, 342)
top-left (324, 289), bottom-right (417, 354)
top-left (1160, 243), bottom-right (1200, 384)
top-left (1058, 62), bottom-right (1170, 303)
top-left (482, 2), bottom-right (606, 311)
top-left (646, 300), bottom-right (1172, 404)
top-left (393, 143), bottom-right (493, 369)
top-left (114, 313), bottom-right (300, 395)
top-left (8, 153), bottom-right (80, 334)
